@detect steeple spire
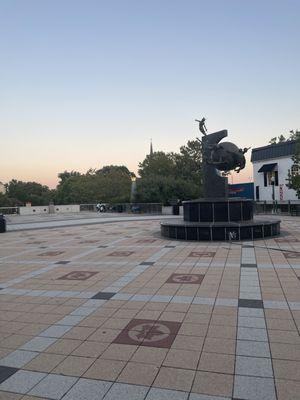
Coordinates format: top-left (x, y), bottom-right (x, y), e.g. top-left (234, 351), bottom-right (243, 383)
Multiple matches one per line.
top-left (150, 139), bottom-right (153, 156)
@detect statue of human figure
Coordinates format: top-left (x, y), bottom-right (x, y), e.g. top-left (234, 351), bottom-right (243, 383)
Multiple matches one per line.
top-left (195, 117), bottom-right (207, 135)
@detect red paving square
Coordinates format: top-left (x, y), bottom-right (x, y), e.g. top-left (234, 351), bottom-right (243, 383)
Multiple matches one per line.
top-left (57, 271), bottom-right (99, 280)
top-left (189, 251), bottom-right (215, 257)
top-left (166, 273), bottom-right (205, 284)
top-left (108, 251), bottom-right (134, 257)
top-left (38, 250), bottom-right (65, 256)
top-left (113, 319), bottom-right (181, 348)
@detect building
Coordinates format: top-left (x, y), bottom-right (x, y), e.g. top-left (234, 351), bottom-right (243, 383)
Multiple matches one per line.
top-left (251, 140), bottom-right (298, 201)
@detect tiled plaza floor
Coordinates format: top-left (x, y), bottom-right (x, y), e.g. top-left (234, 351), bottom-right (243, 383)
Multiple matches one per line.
top-left (0, 216), bottom-right (299, 399)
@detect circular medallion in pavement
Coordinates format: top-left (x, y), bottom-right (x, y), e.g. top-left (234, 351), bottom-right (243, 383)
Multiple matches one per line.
top-left (128, 322), bottom-right (171, 344)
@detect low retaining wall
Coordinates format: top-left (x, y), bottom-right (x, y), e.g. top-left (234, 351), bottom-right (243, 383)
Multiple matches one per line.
top-left (19, 204), bottom-right (80, 215)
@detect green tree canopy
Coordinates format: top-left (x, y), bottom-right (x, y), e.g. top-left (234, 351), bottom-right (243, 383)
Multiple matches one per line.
top-left (286, 130), bottom-right (300, 198)
top-left (5, 180), bottom-right (53, 206)
top-left (136, 139), bottom-right (202, 203)
top-left (55, 165), bottom-right (133, 204)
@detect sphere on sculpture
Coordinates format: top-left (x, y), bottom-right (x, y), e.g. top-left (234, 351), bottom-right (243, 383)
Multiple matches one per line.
top-left (206, 141), bottom-right (249, 173)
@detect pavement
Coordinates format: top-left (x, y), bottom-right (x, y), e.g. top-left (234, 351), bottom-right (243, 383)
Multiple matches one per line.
top-left (5, 212), bottom-right (176, 231)
top-left (0, 214), bottom-right (299, 399)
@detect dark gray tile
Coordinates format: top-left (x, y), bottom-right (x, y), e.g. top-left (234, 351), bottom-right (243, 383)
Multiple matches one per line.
top-left (0, 366), bottom-right (18, 384)
top-left (241, 263), bottom-right (257, 268)
top-left (165, 245), bottom-right (176, 248)
top-left (55, 260), bottom-right (70, 264)
top-left (238, 299), bottom-right (264, 309)
top-left (139, 261), bottom-right (155, 265)
top-left (92, 291), bottom-right (116, 300)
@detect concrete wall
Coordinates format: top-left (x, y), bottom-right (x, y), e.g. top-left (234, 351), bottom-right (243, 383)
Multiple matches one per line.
top-left (162, 206), bottom-right (173, 215)
top-left (19, 204), bottom-right (80, 215)
top-left (162, 206), bottom-right (183, 215)
top-left (53, 205), bottom-right (80, 213)
top-left (19, 206), bottom-right (49, 215)
top-left (253, 156), bottom-right (298, 201)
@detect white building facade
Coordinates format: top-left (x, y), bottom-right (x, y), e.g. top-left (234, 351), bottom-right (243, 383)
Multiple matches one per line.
top-left (251, 141), bottom-right (298, 201)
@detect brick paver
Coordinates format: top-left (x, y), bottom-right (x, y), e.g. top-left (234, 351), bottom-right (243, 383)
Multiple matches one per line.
top-left (0, 216), bottom-right (299, 399)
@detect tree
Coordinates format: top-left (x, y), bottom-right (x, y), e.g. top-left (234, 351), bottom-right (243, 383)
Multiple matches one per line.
top-left (286, 130), bottom-right (300, 197)
top-left (57, 170), bottom-right (81, 184)
top-left (269, 135), bottom-right (286, 145)
top-left (5, 180), bottom-right (53, 205)
top-left (136, 139), bottom-right (202, 203)
top-left (55, 165), bottom-right (133, 204)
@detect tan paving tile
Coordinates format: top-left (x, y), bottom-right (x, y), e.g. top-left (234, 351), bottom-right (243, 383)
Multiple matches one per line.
top-left (270, 342), bottom-right (300, 361)
top-left (266, 318), bottom-right (298, 331)
top-left (207, 324), bottom-right (236, 339)
top-left (0, 392), bottom-right (22, 400)
top-left (53, 355), bottom-right (94, 376)
top-left (101, 344), bottom-right (138, 361)
top-left (268, 330), bottom-right (300, 345)
top-left (171, 334), bottom-right (204, 351)
top-left (273, 359), bottom-right (300, 381)
top-left (71, 340), bottom-right (109, 357)
top-left (198, 352), bottom-right (234, 374)
top-left (203, 337), bottom-right (236, 355)
top-left (153, 366), bottom-right (195, 391)
top-left (192, 371), bottom-right (233, 397)
top-left (62, 326), bottom-right (96, 340)
top-left (276, 379), bottom-right (300, 400)
top-left (84, 358), bottom-right (126, 381)
top-left (117, 361), bottom-right (159, 386)
top-left (163, 348), bottom-right (200, 369)
top-left (130, 346), bottom-right (167, 365)
top-left (45, 338), bottom-right (82, 355)
top-left (178, 323), bottom-right (208, 337)
top-left (24, 352), bottom-right (66, 372)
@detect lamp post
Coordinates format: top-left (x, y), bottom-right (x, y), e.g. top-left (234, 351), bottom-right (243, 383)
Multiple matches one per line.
top-left (271, 175), bottom-right (275, 213)
top-left (130, 176), bottom-right (137, 203)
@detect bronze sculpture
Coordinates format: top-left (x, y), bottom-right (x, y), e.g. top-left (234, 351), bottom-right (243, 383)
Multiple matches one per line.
top-left (195, 118), bottom-right (207, 136)
top-left (196, 117), bottom-right (250, 174)
top-left (161, 118), bottom-right (280, 241)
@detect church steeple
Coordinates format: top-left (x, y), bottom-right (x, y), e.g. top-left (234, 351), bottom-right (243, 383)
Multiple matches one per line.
top-left (150, 139), bottom-right (153, 156)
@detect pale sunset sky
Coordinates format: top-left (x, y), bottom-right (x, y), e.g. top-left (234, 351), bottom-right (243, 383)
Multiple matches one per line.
top-left (0, 0), bottom-right (299, 188)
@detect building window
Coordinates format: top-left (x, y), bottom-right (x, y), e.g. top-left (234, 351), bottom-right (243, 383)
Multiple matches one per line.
top-left (275, 171), bottom-right (278, 186)
top-left (267, 171), bottom-right (278, 186)
top-left (264, 173), bottom-right (267, 187)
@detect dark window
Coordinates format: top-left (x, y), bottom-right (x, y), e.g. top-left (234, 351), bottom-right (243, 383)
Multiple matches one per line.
top-left (274, 171), bottom-right (278, 186)
top-left (256, 186), bottom-right (260, 200)
top-left (264, 173), bottom-right (267, 187)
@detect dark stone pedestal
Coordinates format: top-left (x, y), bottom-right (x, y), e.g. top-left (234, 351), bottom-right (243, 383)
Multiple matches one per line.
top-left (161, 198), bottom-right (280, 241)
top-left (183, 198), bottom-right (253, 222)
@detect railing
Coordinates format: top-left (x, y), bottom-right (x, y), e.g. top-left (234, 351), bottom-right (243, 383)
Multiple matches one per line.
top-left (79, 203), bottom-right (162, 214)
top-left (255, 201), bottom-right (300, 215)
top-left (0, 207), bottom-right (19, 215)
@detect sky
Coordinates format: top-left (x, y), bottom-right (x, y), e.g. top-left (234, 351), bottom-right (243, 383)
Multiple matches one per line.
top-left (0, 0), bottom-right (299, 188)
